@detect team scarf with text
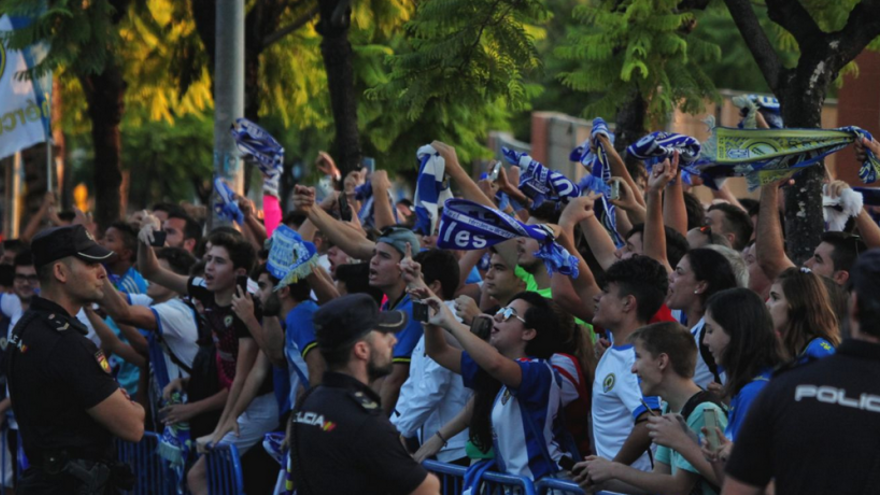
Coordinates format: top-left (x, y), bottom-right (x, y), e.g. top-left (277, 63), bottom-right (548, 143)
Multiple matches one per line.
top-left (571, 117), bottom-right (624, 247)
top-left (213, 176), bottom-right (244, 224)
top-left (502, 147), bottom-right (579, 208)
top-left (437, 199), bottom-right (579, 278)
top-left (695, 125), bottom-right (880, 190)
top-left (265, 224), bottom-right (318, 290)
top-left (413, 145), bottom-right (454, 235)
top-left (230, 118), bottom-right (284, 196)
top-left (627, 131), bottom-right (703, 186)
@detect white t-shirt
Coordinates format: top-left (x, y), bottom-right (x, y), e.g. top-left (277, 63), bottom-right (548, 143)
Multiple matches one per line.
top-left (0, 293), bottom-right (22, 328)
top-left (592, 343), bottom-right (660, 472)
top-left (129, 295), bottom-right (199, 380)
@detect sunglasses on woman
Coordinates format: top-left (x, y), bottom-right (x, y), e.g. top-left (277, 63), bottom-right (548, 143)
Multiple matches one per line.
top-left (496, 306), bottom-right (526, 324)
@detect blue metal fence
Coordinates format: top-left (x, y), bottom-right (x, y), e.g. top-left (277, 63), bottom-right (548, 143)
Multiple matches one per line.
top-left (205, 443), bottom-right (245, 495)
top-left (423, 460), bottom-right (537, 495)
top-left (535, 478), bottom-right (586, 494)
top-left (116, 431), bottom-right (177, 495)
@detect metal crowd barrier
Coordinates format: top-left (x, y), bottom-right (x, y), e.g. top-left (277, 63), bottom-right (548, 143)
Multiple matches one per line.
top-left (423, 459), bottom-right (537, 495)
top-left (116, 431), bottom-right (177, 495)
top-left (205, 442), bottom-right (245, 495)
top-left (535, 477), bottom-right (587, 494)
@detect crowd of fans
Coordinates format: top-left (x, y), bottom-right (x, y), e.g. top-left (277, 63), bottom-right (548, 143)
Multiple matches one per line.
top-left (0, 105), bottom-right (879, 495)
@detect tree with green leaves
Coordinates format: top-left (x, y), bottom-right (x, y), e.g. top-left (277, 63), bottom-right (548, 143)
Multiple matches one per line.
top-left (555, 0), bottom-right (720, 154)
top-left (723, 0), bottom-right (880, 262)
top-left (367, 0), bottom-right (549, 170)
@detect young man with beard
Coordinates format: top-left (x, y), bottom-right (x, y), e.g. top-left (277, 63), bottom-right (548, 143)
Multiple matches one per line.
top-left (291, 184), bottom-right (424, 415)
top-left (137, 227), bottom-right (277, 495)
top-left (0, 250), bottom-right (39, 327)
top-left (289, 294), bottom-right (440, 495)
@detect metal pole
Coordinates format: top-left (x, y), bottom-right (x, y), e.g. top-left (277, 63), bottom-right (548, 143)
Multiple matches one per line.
top-left (210, 0), bottom-right (245, 229)
top-left (46, 140), bottom-right (52, 193)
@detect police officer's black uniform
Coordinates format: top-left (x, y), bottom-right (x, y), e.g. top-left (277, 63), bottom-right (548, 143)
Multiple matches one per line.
top-left (5, 226), bottom-right (133, 494)
top-left (289, 294), bottom-right (430, 495)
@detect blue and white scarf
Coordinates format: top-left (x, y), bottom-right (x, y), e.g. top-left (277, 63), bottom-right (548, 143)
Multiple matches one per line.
top-left (230, 118), bottom-right (284, 196)
top-left (502, 147), bottom-right (579, 208)
top-left (266, 225), bottom-right (318, 290)
top-left (413, 145), bottom-right (454, 235)
top-left (156, 391), bottom-right (192, 495)
top-left (734, 94), bottom-right (783, 129)
top-left (213, 176), bottom-right (244, 224)
top-left (571, 117), bottom-right (624, 247)
top-left (436, 199), bottom-right (579, 278)
top-left (354, 181), bottom-right (398, 230)
top-left (696, 125), bottom-right (880, 190)
top-left (627, 131), bottom-right (702, 165)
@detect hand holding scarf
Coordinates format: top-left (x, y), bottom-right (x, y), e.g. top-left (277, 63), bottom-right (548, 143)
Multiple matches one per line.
top-left (213, 176), bottom-right (244, 224)
top-left (414, 145), bottom-right (454, 235)
top-left (502, 147), bottom-right (579, 208)
top-left (571, 117), bottom-right (624, 247)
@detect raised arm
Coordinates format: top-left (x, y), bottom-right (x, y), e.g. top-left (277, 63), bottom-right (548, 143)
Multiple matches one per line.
top-left (231, 286), bottom-right (285, 367)
top-left (602, 134), bottom-right (646, 208)
top-left (553, 196), bottom-right (602, 322)
top-left (663, 169), bottom-right (688, 235)
top-left (644, 154), bottom-right (678, 273)
top-left (85, 308), bottom-right (146, 368)
top-left (98, 280), bottom-right (158, 331)
top-left (136, 238), bottom-right (189, 295)
top-left (432, 141), bottom-right (497, 209)
top-left (827, 179), bottom-right (880, 249)
top-left (307, 266), bottom-right (340, 305)
top-left (371, 170), bottom-right (398, 232)
top-left (755, 182), bottom-right (795, 281)
top-left (293, 185), bottom-right (375, 260)
top-left (423, 295), bottom-right (524, 388)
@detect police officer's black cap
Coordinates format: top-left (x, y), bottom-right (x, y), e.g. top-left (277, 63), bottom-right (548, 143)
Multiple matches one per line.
top-left (314, 293), bottom-right (407, 351)
top-left (850, 249), bottom-right (880, 306)
top-left (32, 225), bottom-right (114, 269)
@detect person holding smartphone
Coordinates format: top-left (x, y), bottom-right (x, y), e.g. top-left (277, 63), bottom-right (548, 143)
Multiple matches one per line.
top-left (575, 322), bottom-right (728, 495)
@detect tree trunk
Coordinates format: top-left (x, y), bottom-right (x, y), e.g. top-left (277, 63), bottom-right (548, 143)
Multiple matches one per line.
top-left (777, 52), bottom-right (835, 265)
top-left (317, 0), bottom-right (361, 177)
top-left (614, 89), bottom-right (648, 168)
top-left (80, 60), bottom-right (127, 233)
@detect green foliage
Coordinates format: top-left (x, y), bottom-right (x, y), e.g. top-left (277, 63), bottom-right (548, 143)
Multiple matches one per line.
top-left (556, 0), bottom-right (721, 124)
top-left (365, 0), bottom-right (549, 168)
top-left (0, 0), bottom-right (120, 80)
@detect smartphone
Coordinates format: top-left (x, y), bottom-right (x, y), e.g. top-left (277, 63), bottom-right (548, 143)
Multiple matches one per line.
top-left (488, 162), bottom-right (502, 182)
top-left (362, 157), bottom-right (376, 174)
top-left (150, 230), bottom-right (167, 247)
top-left (469, 315), bottom-right (493, 340)
top-left (704, 408), bottom-right (720, 452)
top-left (338, 194), bottom-right (353, 222)
top-left (413, 301), bottom-right (429, 323)
top-left (610, 181), bottom-right (621, 201)
top-left (236, 275), bottom-right (249, 295)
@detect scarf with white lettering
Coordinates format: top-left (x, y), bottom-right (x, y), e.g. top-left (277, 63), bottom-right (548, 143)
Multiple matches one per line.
top-left (230, 118), bottom-right (285, 196)
top-left (265, 225), bottom-right (318, 290)
top-left (502, 147), bottom-right (579, 208)
top-left (571, 117), bottom-right (624, 247)
top-left (437, 199), bottom-right (579, 278)
top-left (413, 145), bottom-right (454, 235)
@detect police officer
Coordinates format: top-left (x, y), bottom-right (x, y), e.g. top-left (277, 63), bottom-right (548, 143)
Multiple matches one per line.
top-left (289, 293), bottom-right (440, 495)
top-left (722, 249), bottom-right (880, 495)
top-left (6, 225), bottom-right (145, 494)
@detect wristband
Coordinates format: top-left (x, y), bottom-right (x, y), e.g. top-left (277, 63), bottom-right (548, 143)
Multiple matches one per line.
top-left (435, 431), bottom-right (448, 446)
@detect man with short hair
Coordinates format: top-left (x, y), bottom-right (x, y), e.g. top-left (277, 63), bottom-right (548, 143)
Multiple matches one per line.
top-left (1, 250), bottom-right (39, 327)
top-left (591, 256), bottom-right (666, 474)
top-left (289, 293), bottom-right (440, 495)
top-left (7, 225), bottom-right (144, 493)
top-left (163, 211), bottom-right (202, 253)
top-left (137, 228), bottom-right (276, 495)
top-left (757, 184), bottom-right (867, 286)
top-left (393, 249), bottom-right (470, 464)
top-left (722, 249), bottom-right (880, 495)
top-left (706, 203), bottom-right (753, 252)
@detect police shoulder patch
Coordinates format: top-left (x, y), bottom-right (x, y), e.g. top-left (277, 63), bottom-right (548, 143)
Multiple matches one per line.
top-left (94, 350), bottom-right (112, 374)
top-left (349, 391), bottom-right (379, 412)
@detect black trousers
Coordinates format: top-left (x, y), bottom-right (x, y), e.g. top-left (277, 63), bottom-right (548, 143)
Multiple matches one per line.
top-left (17, 466), bottom-right (116, 495)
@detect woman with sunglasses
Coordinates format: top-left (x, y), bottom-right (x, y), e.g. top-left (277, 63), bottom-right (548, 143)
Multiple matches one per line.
top-left (420, 290), bottom-right (576, 482)
top-left (766, 267), bottom-right (841, 364)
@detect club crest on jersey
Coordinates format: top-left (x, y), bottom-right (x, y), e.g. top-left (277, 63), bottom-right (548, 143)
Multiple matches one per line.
top-left (603, 373), bottom-right (616, 393)
top-left (95, 350), bottom-right (112, 374)
top-left (224, 315), bottom-right (234, 327)
top-left (501, 389), bottom-right (512, 405)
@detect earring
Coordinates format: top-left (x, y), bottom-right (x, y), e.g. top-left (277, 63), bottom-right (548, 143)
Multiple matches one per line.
top-left (693, 290), bottom-right (698, 294)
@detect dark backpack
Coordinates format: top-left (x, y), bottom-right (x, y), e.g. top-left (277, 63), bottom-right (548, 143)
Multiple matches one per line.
top-left (184, 300), bottom-right (223, 439)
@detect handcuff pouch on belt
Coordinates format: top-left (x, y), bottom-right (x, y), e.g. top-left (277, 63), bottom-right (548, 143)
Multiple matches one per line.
top-left (43, 451), bottom-right (135, 494)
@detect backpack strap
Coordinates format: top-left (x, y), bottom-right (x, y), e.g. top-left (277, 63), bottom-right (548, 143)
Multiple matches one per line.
top-left (680, 390), bottom-right (727, 422)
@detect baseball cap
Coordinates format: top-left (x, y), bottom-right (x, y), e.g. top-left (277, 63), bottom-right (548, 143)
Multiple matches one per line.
top-left (377, 226), bottom-right (420, 257)
top-left (314, 293), bottom-right (408, 351)
top-left (31, 225), bottom-right (114, 269)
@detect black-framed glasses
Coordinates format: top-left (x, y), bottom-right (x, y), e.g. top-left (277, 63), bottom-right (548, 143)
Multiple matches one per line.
top-left (14, 274), bottom-right (39, 283)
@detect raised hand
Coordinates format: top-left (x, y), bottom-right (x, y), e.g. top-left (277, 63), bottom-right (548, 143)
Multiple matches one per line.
top-left (399, 242), bottom-right (426, 289)
top-left (559, 193), bottom-right (599, 230)
top-left (647, 151), bottom-right (679, 193)
top-left (316, 151), bottom-right (341, 179)
top-left (453, 295), bottom-right (480, 324)
top-left (372, 169), bottom-right (392, 192)
top-left (855, 136), bottom-right (880, 163)
top-left (231, 285), bottom-right (257, 326)
top-left (608, 177), bottom-right (641, 211)
top-left (292, 185), bottom-right (317, 213)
